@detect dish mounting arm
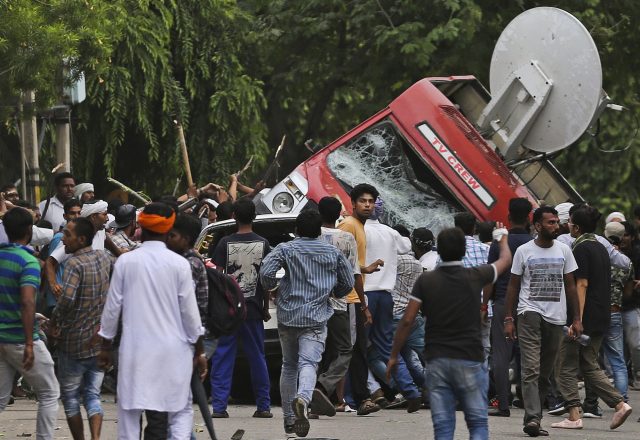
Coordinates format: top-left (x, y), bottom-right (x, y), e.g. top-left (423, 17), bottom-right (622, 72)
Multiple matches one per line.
top-left (477, 60), bottom-right (553, 160)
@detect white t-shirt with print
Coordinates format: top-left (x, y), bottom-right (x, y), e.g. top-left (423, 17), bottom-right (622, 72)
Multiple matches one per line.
top-left (511, 239), bottom-right (578, 325)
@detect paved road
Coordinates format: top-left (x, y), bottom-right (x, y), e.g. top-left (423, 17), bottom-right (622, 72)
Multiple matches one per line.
top-left (2, 388), bottom-right (640, 439)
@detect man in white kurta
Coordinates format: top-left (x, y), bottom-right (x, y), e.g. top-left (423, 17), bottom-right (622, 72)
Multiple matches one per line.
top-left (98, 211), bottom-right (204, 439)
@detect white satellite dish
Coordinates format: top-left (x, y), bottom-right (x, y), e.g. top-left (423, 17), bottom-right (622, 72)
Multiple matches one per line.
top-left (477, 7), bottom-right (604, 159)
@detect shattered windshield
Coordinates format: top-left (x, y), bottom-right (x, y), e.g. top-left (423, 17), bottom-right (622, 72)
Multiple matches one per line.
top-left (326, 121), bottom-right (462, 233)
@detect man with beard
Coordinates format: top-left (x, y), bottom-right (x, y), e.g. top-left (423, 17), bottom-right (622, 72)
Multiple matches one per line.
top-left (39, 172), bottom-right (76, 232)
top-left (504, 206), bottom-right (583, 437)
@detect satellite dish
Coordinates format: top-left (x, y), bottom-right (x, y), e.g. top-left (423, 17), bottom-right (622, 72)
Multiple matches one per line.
top-left (478, 7), bottom-right (603, 158)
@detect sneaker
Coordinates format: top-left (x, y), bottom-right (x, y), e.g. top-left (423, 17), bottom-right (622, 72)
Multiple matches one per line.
top-left (548, 402), bottom-right (568, 416)
top-left (610, 402), bottom-right (632, 429)
top-left (310, 388), bottom-right (336, 417)
top-left (284, 422), bottom-right (295, 435)
top-left (212, 410), bottom-right (229, 418)
top-left (582, 406), bottom-right (603, 418)
top-left (489, 408), bottom-right (511, 417)
top-left (292, 397), bottom-right (310, 437)
top-left (386, 395), bottom-right (408, 409)
top-left (252, 410), bottom-right (273, 418)
top-left (551, 418), bottom-right (583, 429)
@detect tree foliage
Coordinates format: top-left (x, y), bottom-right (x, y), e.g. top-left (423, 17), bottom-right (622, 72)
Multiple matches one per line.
top-left (1, 0), bottom-right (639, 214)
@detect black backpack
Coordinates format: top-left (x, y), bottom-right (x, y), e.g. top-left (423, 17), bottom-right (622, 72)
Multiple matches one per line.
top-left (206, 267), bottom-right (247, 337)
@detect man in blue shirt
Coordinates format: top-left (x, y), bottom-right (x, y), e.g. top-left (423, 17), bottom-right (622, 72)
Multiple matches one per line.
top-left (260, 210), bottom-right (354, 438)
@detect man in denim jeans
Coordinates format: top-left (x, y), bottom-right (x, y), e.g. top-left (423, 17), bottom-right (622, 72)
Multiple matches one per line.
top-left (51, 218), bottom-right (111, 440)
top-left (388, 226), bottom-right (512, 440)
top-left (0, 207), bottom-right (60, 439)
top-left (260, 210), bottom-right (354, 437)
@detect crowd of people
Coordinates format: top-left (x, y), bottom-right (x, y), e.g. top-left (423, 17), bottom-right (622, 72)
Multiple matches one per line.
top-left (1, 174), bottom-right (640, 439)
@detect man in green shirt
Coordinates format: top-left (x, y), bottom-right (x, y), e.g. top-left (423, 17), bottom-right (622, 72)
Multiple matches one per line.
top-left (0, 207), bottom-right (60, 438)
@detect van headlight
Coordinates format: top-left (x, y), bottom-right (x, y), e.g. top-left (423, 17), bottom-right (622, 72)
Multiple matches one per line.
top-left (272, 192), bottom-right (294, 213)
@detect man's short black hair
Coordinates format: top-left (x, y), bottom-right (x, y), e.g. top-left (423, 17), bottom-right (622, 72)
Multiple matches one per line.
top-left (437, 228), bottom-right (466, 262)
top-left (172, 214), bottom-right (202, 247)
top-left (454, 212), bottom-right (476, 236)
top-left (477, 221), bottom-right (495, 243)
top-left (1, 183), bottom-right (16, 193)
top-left (350, 183), bottom-right (379, 203)
top-left (568, 202), bottom-right (587, 216)
top-left (392, 224), bottom-right (411, 238)
top-left (15, 200), bottom-right (35, 210)
top-left (155, 195), bottom-right (179, 213)
top-left (570, 206), bottom-right (600, 234)
top-left (296, 209), bottom-right (322, 238)
top-left (64, 198), bottom-right (82, 214)
top-left (532, 206), bottom-right (558, 225)
top-left (107, 198), bottom-right (124, 215)
top-left (69, 217), bottom-right (96, 247)
top-left (233, 198), bottom-right (256, 225)
top-left (621, 221), bottom-right (637, 238)
top-left (509, 198), bottom-right (532, 225)
top-left (3, 207), bottom-right (34, 241)
top-left (216, 201), bottom-right (234, 221)
top-left (54, 172), bottom-right (75, 187)
top-left (412, 227), bottom-right (434, 250)
top-left (143, 202), bottom-right (174, 218)
top-left (318, 196), bottom-right (342, 224)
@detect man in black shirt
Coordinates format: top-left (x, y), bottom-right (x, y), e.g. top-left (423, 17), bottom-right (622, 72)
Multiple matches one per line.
top-left (483, 198), bottom-right (532, 417)
top-left (553, 206), bottom-right (632, 430)
top-left (387, 227), bottom-right (512, 439)
top-left (210, 199), bottom-right (272, 419)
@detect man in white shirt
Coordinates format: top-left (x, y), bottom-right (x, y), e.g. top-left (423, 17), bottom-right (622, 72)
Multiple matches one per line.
top-left (504, 206), bottom-right (583, 437)
top-left (411, 228), bottom-right (437, 271)
top-left (98, 202), bottom-right (205, 439)
top-left (363, 198), bottom-right (421, 411)
top-left (38, 172), bottom-right (76, 232)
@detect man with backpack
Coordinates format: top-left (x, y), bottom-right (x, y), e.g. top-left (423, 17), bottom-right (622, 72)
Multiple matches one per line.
top-left (210, 199), bottom-right (272, 419)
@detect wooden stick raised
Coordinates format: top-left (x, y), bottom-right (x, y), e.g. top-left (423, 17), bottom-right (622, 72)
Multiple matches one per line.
top-left (174, 120), bottom-right (194, 188)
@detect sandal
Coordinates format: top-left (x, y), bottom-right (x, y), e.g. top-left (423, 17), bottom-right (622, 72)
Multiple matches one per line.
top-left (357, 398), bottom-right (381, 416)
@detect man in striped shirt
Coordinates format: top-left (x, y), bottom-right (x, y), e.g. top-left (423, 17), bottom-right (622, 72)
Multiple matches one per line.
top-left (260, 210), bottom-right (354, 438)
top-left (0, 207), bottom-right (60, 438)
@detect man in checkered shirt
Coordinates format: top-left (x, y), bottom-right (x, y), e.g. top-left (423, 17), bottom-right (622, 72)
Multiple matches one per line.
top-left (51, 217), bottom-right (112, 440)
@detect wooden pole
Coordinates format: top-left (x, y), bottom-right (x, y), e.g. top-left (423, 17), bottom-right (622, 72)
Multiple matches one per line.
top-left (175, 120), bottom-right (194, 188)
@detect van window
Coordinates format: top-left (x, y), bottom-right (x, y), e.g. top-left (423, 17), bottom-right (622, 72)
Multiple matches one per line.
top-left (326, 121), bottom-right (463, 233)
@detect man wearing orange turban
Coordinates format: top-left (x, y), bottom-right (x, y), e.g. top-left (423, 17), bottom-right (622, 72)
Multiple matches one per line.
top-left (98, 202), bottom-right (205, 439)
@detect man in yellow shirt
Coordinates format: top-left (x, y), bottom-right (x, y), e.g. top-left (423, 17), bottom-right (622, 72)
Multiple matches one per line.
top-left (337, 184), bottom-right (383, 415)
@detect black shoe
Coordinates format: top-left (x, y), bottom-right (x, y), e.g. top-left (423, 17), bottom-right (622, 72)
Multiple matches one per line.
top-left (252, 410), bottom-right (273, 418)
top-left (310, 388), bottom-right (336, 417)
top-left (547, 401), bottom-right (568, 416)
top-left (407, 397), bottom-right (422, 413)
top-left (212, 410), bottom-right (229, 418)
top-left (523, 420), bottom-right (541, 437)
top-left (512, 398), bottom-right (524, 409)
top-left (284, 423), bottom-right (295, 435)
top-left (582, 405), bottom-right (603, 418)
top-left (489, 408), bottom-right (511, 417)
top-left (292, 397), bottom-right (310, 437)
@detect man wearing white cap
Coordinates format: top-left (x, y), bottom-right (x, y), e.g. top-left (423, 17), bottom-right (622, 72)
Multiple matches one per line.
top-left (74, 183), bottom-right (95, 204)
top-left (45, 201), bottom-right (113, 296)
top-left (606, 211), bottom-right (626, 224)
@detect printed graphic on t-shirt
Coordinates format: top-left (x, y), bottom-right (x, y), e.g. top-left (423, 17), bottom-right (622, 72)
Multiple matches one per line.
top-left (527, 257), bottom-right (564, 302)
top-left (226, 241), bottom-right (266, 298)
